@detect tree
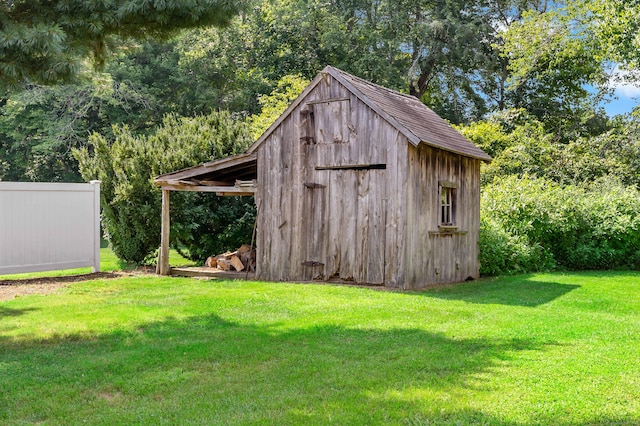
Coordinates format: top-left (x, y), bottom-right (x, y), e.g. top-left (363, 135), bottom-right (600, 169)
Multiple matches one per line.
top-left (459, 108), bottom-right (640, 189)
top-left (576, 0), bottom-right (640, 70)
top-left (500, 7), bottom-right (605, 130)
top-left (107, 35), bottom-right (244, 118)
top-left (0, 75), bottom-right (157, 182)
top-left (498, 0), bottom-right (640, 133)
top-left (172, 0), bottom-right (516, 124)
top-left (247, 74), bottom-right (309, 139)
top-left (0, 0), bottom-right (244, 89)
top-left (280, 0), bottom-right (500, 123)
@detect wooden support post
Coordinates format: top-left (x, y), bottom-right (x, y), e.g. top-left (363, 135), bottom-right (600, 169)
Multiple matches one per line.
top-left (157, 189), bottom-right (171, 275)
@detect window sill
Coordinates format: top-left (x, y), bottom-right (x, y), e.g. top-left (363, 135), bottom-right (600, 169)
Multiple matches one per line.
top-left (429, 227), bottom-right (467, 236)
top-left (438, 224), bottom-right (458, 231)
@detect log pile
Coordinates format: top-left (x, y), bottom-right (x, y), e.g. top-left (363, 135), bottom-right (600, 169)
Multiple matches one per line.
top-left (205, 245), bottom-right (255, 272)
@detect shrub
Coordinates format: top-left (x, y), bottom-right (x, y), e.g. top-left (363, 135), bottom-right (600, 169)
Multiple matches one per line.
top-left (75, 111), bottom-right (253, 263)
top-left (479, 217), bottom-right (554, 276)
top-left (480, 175), bottom-right (640, 273)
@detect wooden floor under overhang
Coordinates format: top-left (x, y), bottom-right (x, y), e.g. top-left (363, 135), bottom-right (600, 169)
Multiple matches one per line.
top-left (168, 267), bottom-right (391, 288)
top-left (170, 267), bottom-right (255, 280)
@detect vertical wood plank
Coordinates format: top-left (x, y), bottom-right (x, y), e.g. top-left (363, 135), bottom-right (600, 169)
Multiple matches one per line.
top-left (384, 130), bottom-right (403, 287)
top-left (157, 189), bottom-right (170, 275)
top-left (325, 169), bottom-right (341, 278)
top-left (339, 170), bottom-right (358, 280)
top-left (355, 170), bottom-right (369, 282)
top-left (361, 169), bottom-right (385, 284)
top-left (289, 109), bottom-right (305, 280)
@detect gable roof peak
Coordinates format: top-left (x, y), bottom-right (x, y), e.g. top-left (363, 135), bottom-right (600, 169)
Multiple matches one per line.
top-left (323, 65), bottom-right (417, 102)
top-left (250, 66), bottom-right (491, 162)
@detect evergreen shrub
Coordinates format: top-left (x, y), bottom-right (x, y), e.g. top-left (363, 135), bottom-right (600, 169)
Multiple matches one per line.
top-left (75, 111), bottom-right (253, 263)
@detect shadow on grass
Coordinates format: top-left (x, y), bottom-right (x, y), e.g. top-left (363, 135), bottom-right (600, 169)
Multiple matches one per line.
top-left (420, 276), bottom-right (580, 307)
top-left (0, 314), bottom-right (620, 425)
top-left (2, 312), bottom-right (633, 424)
top-left (0, 312), bottom-right (547, 424)
top-left (0, 307), bottom-right (39, 319)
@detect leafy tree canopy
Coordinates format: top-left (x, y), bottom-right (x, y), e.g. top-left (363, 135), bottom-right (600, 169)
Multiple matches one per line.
top-left (459, 109), bottom-right (640, 189)
top-left (0, 74), bottom-right (157, 182)
top-left (0, 0), bottom-right (243, 89)
top-left (499, 0), bottom-right (640, 129)
top-left (247, 74), bottom-right (309, 139)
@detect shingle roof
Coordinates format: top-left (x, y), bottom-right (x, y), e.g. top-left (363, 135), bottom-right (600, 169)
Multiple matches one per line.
top-left (155, 153), bottom-right (257, 184)
top-left (326, 66), bottom-right (492, 161)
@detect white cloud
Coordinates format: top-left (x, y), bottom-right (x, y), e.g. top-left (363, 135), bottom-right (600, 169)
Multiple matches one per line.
top-left (608, 66), bottom-right (640, 98)
top-left (615, 83), bottom-right (640, 97)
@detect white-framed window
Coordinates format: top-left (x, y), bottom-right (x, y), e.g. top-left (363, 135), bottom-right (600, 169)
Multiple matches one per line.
top-left (439, 181), bottom-right (458, 228)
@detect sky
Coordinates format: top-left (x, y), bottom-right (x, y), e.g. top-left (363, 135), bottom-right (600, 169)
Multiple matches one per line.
top-left (603, 86), bottom-right (639, 116)
top-left (601, 68), bottom-right (640, 117)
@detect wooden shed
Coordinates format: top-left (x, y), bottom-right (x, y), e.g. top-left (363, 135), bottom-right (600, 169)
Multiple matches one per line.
top-left (155, 66), bottom-right (491, 289)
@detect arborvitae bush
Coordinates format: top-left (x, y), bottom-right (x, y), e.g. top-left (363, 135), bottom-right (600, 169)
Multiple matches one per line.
top-left (75, 111), bottom-right (253, 263)
top-left (480, 175), bottom-right (640, 275)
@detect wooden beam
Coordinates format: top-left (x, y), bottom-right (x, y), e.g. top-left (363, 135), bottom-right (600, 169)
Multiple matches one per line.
top-left (154, 152), bottom-right (257, 183)
top-left (170, 179), bottom-right (199, 186)
top-left (157, 189), bottom-right (171, 275)
top-left (199, 180), bottom-right (233, 186)
top-left (305, 97), bottom-right (350, 104)
top-left (216, 191), bottom-right (256, 196)
top-left (235, 179), bottom-right (257, 187)
top-left (315, 163), bottom-right (386, 171)
top-left (158, 183), bottom-right (256, 195)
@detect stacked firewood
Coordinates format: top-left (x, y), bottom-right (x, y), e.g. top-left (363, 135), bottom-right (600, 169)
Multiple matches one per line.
top-left (205, 245), bottom-right (255, 272)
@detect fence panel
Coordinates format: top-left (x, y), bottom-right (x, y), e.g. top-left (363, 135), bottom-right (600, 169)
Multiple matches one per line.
top-left (0, 181), bottom-right (100, 275)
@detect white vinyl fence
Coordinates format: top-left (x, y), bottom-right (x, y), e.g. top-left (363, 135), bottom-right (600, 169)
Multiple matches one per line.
top-left (0, 181), bottom-right (101, 275)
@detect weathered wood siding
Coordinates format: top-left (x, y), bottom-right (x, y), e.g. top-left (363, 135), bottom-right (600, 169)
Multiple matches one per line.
top-left (404, 144), bottom-right (481, 288)
top-left (256, 73), bottom-right (407, 285)
top-left (255, 71), bottom-right (480, 288)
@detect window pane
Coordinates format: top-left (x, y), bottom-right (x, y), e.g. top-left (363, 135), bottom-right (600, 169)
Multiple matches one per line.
top-left (440, 186), bottom-right (454, 226)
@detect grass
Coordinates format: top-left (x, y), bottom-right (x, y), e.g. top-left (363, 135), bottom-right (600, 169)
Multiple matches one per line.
top-left (0, 247), bottom-right (195, 280)
top-left (1, 270), bottom-right (640, 425)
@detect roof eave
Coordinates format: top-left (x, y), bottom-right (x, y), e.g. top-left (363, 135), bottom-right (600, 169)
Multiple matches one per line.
top-left (154, 152), bottom-right (257, 184)
top-left (419, 140), bottom-right (492, 162)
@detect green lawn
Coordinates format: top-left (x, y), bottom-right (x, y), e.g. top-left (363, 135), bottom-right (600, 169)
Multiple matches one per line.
top-left (1, 271), bottom-right (639, 425)
top-left (0, 247), bottom-right (195, 280)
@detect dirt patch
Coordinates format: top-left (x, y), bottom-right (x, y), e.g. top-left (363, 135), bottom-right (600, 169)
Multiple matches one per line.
top-left (0, 272), bottom-right (125, 302)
